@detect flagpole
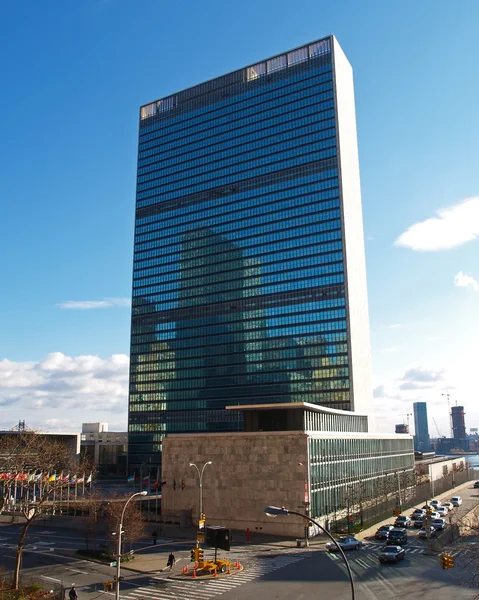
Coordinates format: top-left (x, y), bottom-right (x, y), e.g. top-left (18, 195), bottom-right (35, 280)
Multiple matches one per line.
top-left (74, 478), bottom-right (78, 517)
top-left (155, 466), bottom-right (159, 523)
top-left (82, 472), bottom-right (85, 496)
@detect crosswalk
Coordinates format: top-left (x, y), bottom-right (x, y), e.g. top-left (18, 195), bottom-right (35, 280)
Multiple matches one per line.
top-left (121, 554), bottom-right (306, 600)
top-left (327, 545), bottom-right (463, 560)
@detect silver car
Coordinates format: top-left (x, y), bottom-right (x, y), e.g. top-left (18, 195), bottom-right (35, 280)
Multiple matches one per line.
top-left (431, 518), bottom-right (446, 531)
top-left (326, 536), bottom-right (363, 552)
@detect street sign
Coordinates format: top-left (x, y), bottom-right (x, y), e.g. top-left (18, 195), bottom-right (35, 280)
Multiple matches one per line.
top-left (110, 561), bottom-right (117, 567)
top-left (196, 532), bottom-right (205, 543)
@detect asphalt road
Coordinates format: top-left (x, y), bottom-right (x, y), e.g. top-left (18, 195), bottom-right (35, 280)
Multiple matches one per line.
top-left (0, 482), bottom-right (478, 598)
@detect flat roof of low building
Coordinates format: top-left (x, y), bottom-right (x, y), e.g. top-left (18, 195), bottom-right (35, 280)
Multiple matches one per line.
top-left (225, 402), bottom-right (368, 417)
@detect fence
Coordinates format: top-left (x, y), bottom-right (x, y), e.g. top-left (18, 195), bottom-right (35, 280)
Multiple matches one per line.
top-left (331, 469), bottom-right (479, 533)
top-left (0, 571), bottom-right (64, 599)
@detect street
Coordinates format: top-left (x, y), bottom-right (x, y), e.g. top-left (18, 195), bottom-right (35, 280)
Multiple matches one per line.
top-left (0, 482), bottom-right (478, 598)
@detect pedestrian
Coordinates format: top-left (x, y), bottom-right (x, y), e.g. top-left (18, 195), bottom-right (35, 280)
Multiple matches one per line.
top-left (68, 584), bottom-right (78, 600)
top-left (152, 530), bottom-right (158, 545)
top-left (167, 551), bottom-right (176, 571)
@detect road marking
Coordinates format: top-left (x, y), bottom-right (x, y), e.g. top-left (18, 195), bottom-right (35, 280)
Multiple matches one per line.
top-left (41, 576), bottom-right (61, 582)
top-left (67, 568), bottom-right (89, 574)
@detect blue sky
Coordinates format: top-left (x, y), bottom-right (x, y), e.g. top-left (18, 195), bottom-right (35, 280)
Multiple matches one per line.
top-left (1, 0), bottom-right (478, 436)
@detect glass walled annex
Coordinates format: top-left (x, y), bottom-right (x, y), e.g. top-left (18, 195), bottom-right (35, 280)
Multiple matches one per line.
top-left (308, 435), bottom-right (415, 520)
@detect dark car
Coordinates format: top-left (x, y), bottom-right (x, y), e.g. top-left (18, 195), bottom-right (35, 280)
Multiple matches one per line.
top-left (375, 525), bottom-right (395, 540)
top-left (414, 518), bottom-right (424, 529)
top-left (474, 481), bottom-right (479, 489)
top-left (378, 545), bottom-right (406, 563)
top-left (387, 528), bottom-right (407, 545)
top-left (411, 509), bottom-right (426, 520)
top-left (418, 526), bottom-right (437, 540)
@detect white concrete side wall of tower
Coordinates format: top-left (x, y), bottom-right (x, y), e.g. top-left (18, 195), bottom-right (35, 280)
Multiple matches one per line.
top-left (332, 36), bottom-right (373, 425)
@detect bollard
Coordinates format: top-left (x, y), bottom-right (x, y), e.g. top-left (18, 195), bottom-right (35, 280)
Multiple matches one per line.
top-left (245, 527), bottom-right (250, 543)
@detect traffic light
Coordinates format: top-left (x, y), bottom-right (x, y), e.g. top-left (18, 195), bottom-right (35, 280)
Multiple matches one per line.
top-left (198, 547), bottom-right (204, 561)
top-left (393, 508), bottom-right (401, 517)
top-left (200, 512), bottom-right (206, 521)
top-left (446, 554), bottom-right (455, 569)
top-left (190, 548), bottom-right (199, 562)
top-left (440, 553), bottom-right (447, 569)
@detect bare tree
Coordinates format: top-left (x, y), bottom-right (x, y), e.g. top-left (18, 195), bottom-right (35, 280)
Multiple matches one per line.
top-left (0, 433), bottom-right (91, 590)
top-left (103, 494), bottom-right (147, 558)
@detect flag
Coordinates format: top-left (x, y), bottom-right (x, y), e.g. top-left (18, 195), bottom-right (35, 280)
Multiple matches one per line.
top-left (28, 473), bottom-right (35, 483)
top-left (76, 476), bottom-right (84, 484)
top-left (69, 475), bottom-right (77, 484)
top-left (127, 474), bottom-right (135, 483)
top-left (48, 474), bottom-right (57, 482)
top-left (35, 473), bottom-right (42, 482)
top-left (142, 476), bottom-right (150, 485)
top-left (173, 479), bottom-right (176, 491)
top-left (86, 474), bottom-right (92, 484)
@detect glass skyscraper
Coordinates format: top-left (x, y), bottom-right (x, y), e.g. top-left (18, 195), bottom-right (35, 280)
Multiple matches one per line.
top-left (413, 401), bottom-right (431, 452)
top-left (128, 35), bottom-right (372, 471)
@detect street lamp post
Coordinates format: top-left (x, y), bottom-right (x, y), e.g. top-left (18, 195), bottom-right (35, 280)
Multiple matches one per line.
top-left (264, 505), bottom-right (355, 600)
top-left (189, 461), bottom-right (212, 529)
top-left (298, 462), bottom-right (310, 547)
top-left (115, 491), bottom-right (147, 600)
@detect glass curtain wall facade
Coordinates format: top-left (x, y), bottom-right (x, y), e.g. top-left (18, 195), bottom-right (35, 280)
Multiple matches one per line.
top-left (309, 436), bottom-right (415, 519)
top-left (128, 36), bottom-right (371, 471)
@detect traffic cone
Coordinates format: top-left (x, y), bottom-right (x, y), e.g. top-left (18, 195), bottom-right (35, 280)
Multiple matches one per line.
top-left (182, 565), bottom-right (188, 574)
top-left (227, 566), bottom-right (230, 574)
top-left (213, 569), bottom-right (217, 577)
top-left (192, 569), bottom-right (197, 579)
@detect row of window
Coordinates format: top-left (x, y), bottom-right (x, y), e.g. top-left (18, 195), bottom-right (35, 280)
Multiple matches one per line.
top-left (135, 247), bottom-right (342, 282)
top-left (135, 178), bottom-right (339, 233)
top-left (139, 65), bottom-right (333, 141)
top-left (138, 110), bottom-right (335, 170)
top-left (133, 274), bottom-right (345, 303)
top-left (136, 137), bottom-right (336, 195)
top-left (134, 254), bottom-right (343, 291)
top-left (132, 273), bottom-right (344, 310)
top-left (130, 356), bottom-right (349, 375)
top-left (138, 123), bottom-right (336, 183)
top-left (135, 197), bottom-right (341, 245)
top-left (131, 318), bottom-right (347, 345)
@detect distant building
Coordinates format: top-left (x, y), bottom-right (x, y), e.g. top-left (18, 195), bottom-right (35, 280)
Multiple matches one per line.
top-left (80, 423), bottom-right (127, 477)
top-left (451, 406), bottom-right (466, 439)
top-left (395, 423), bottom-right (409, 434)
top-left (0, 423), bottom-right (80, 456)
top-left (413, 402), bottom-right (430, 452)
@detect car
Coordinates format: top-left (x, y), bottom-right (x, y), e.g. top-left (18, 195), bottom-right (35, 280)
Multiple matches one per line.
top-left (418, 526), bottom-right (437, 539)
top-left (387, 528), bottom-right (408, 545)
top-left (431, 518), bottom-right (446, 531)
top-left (378, 545), bottom-right (406, 563)
top-left (414, 517), bottom-right (424, 529)
top-left (326, 537), bottom-right (363, 552)
top-left (430, 500), bottom-right (442, 509)
top-left (442, 502), bottom-right (454, 511)
top-left (414, 512), bottom-right (440, 528)
top-left (474, 481), bottom-right (479, 489)
top-left (394, 515), bottom-right (411, 528)
top-left (436, 506), bottom-right (448, 517)
top-left (411, 509), bottom-right (426, 520)
top-left (450, 496), bottom-right (462, 506)
top-left (375, 525), bottom-right (395, 540)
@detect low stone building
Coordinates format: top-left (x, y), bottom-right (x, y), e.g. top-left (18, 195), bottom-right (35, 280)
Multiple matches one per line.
top-left (161, 403), bottom-right (414, 537)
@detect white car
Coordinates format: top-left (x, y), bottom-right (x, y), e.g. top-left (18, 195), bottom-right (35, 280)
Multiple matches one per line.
top-left (432, 518), bottom-right (446, 531)
top-left (430, 500), bottom-right (442, 509)
top-left (325, 536), bottom-right (363, 552)
top-left (442, 502), bottom-right (454, 511)
top-left (436, 506), bottom-right (448, 517)
top-left (450, 496), bottom-right (462, 507)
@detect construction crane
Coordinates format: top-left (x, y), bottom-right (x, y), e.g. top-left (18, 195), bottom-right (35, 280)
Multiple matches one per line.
top-left (400, 413), bottom-right (412, 429)
top-left (442, 393), bottom-right (454, 437)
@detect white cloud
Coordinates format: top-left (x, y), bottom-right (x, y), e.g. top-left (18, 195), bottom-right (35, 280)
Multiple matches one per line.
top-left (454, 271), bottom-right (479, 292)
top-left (56, 298), bottom-right (131, 310)
top-left (0, 353), bottom-right (129, 431)
top-left (386, 324), bottom-right (404, 329)
top-left (383, 347), bottom-right (397, 353)
top-left (394, 196), bottom-right (479, 251)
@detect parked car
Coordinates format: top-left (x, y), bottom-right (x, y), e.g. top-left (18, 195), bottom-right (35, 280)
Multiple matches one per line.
top-left (442, 502), bottom-right (454, 511)
top-left (387, 528), bottom-right (408, 545)
top-left (411, 509), bottom-right (426, 520)
top-left (394, 515), bottom-right (411, 528)
top-left (450, 496), bottom-right (462, 506)
top-left (378, 545), bottom-right (406, 564)
top-left (418, 526), bottom-right (437, 539)
top-left (473, 482), bottom-right (479, 489)
top-left (431, 518), bottom-right (446, 531)
top-left (430, 500), bottom-right (442, 509)
top-left (326, 537), bottom-right (363, 552)
top-left (375, 525), bottom-right (395, 540)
